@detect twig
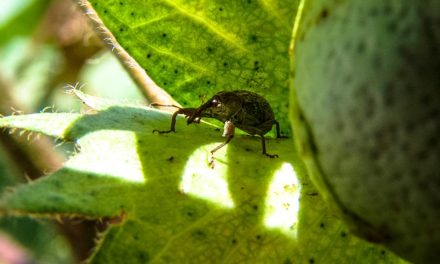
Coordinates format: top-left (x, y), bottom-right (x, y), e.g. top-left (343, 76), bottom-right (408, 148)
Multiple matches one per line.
top-left (75, 0), bottom-right (180, 108)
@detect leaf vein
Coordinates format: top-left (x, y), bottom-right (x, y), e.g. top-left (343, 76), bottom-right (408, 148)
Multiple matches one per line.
top-left (162, 0), bottom-right (249, 52)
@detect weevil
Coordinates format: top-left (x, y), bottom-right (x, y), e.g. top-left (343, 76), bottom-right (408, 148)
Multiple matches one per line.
top-left (152, 90), bottom-right (285, 163)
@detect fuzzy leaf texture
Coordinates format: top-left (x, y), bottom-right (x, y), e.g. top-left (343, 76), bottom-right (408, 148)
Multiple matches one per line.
top-left (0, 91), bottom-right (405, 263)
top-left (87, 0), bottom-right (296, 131)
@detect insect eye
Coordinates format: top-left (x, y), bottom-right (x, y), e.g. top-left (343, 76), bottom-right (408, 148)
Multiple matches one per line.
top-left (212, 99), bottom-right (221, 107)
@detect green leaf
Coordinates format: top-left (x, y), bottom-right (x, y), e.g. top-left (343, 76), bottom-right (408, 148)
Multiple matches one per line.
top-left (0, 140), bottom-right (74, 264)
top-left (0, 93), bottom-right (405, 263)
top-left (87, 0), bottom-right (297, 131)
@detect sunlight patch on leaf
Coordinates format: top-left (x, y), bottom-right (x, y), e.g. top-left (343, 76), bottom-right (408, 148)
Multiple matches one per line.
top-left (264, 162), bottom-right (300, 236)
top-left (180, 143), bottom-right (234, 208)
top-left (66, 130), bottom-right (145, 183)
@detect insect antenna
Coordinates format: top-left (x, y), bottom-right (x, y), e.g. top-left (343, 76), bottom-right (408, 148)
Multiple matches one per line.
top-left (150, 103), bottom-right (182, 109)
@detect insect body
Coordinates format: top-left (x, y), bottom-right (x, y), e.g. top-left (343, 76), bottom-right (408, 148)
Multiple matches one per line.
top-left (153, 90), bottom-right (284, 162)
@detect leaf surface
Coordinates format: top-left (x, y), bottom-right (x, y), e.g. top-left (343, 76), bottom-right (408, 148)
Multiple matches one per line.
top-left (87, 0), bottom-right (297, 132)
top-left (0, 93), bottom-right (404, 263)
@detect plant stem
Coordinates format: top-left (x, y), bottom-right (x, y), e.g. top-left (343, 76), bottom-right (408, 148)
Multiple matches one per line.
top-left (75, 0), bottom-right (180, 108)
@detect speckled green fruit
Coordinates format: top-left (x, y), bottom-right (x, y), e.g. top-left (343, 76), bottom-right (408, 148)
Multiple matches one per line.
top-left (290, 1), bottom-right (440, 263)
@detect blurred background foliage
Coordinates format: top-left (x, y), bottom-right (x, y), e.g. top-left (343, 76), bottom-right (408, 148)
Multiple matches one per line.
top-left (0, 0), bottom-right (145, 263)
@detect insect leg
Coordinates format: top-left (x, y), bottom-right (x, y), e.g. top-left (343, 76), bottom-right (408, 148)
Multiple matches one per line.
top-left (260, 135), bottom-right (278, 158)
top-left (211, 134), bottom-right (234, 154)
top-left (153, 110), bottom-right (180, 134)
top-left (209, 121), bottom-right (234, 167)
top-left (274, 120), bottom-right (288, 138)
top-left (211, 121), bottom-right (235, 154)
